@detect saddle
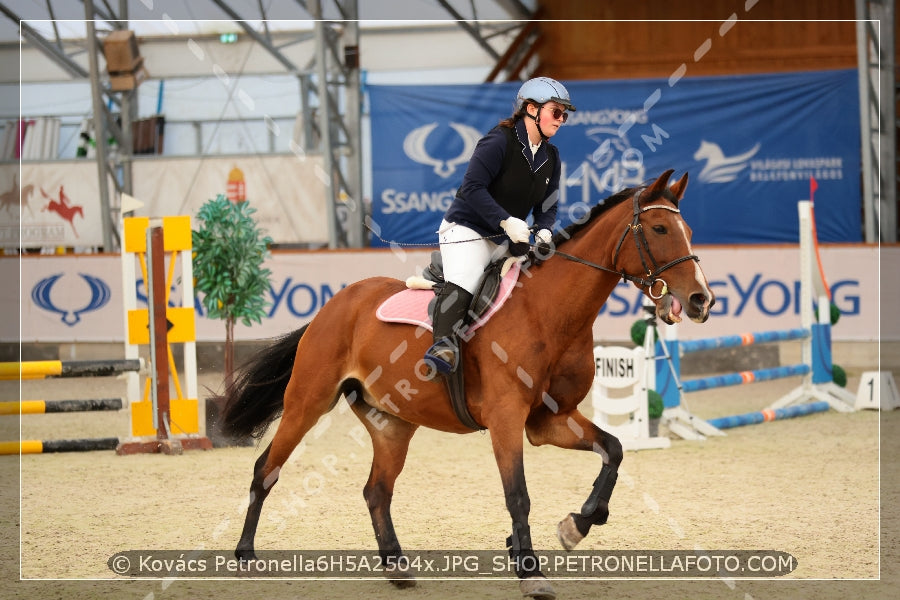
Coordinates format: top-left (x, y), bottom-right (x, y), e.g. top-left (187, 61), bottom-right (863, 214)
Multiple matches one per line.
top-left (378, 252), bottom-right (522, 431)
top-left (378, 252), bottom-right (521, 335)
top-left (421, 250), bottom-right (514, 326)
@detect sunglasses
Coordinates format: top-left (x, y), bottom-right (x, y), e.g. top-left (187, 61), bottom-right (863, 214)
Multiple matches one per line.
top-left (544, 106), bottom-right (568, 123)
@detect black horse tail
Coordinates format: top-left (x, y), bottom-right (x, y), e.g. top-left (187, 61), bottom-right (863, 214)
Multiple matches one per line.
top-left (219, 324), bottom-right (308, 440)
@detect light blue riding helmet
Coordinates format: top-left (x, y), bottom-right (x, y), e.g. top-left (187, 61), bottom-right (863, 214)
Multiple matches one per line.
top-left (515, 77), bottom-right (576, 113)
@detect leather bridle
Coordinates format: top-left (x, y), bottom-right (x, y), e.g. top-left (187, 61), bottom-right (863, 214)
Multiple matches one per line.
top-left (543, 188), bottom-right (700, 298)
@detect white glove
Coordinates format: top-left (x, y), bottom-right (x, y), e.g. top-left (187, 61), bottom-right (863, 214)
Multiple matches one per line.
top-left (500, 217), bottom-right (531, 244)
top-left (535, 229), bottom-right (552, 245)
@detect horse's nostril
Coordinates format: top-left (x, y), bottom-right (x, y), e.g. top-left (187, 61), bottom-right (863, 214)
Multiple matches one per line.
top-left (690, 293), bottom-right (708, 309)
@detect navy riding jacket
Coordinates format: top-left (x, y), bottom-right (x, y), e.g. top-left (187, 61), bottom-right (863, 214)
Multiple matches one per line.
top-left (444, 118), bottom-right (560, 240)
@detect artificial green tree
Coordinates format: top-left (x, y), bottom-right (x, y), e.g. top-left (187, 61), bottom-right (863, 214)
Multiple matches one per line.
top-left (192, 194), bottom-right (273, 387)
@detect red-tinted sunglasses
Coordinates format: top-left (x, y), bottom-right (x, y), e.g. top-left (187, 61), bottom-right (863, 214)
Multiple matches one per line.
top-left (544, 106), bottom-right (568, 123)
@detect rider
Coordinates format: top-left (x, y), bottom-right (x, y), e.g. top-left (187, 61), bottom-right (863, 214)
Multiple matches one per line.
top-left (423, 76), bottom-right (576, 374)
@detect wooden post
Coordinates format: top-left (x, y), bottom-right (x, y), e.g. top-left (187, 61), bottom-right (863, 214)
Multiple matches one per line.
top-left (147, 225), bottom-right (181, 454)
top-left (116, 216), bottom-right (210, 456)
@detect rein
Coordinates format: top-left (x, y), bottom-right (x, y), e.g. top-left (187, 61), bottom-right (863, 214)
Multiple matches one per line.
top-left (365, 225), bottom-right (507, 247)
top-left (548, 189), bottom-right (699, 297)
top-left (367, 187), bottom-right (699, 297)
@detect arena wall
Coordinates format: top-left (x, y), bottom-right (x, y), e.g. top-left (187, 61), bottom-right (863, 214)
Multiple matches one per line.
top-left (536, 1), bottom-right (857, 80)
top-left (4, 244), bottom-right (894, 343)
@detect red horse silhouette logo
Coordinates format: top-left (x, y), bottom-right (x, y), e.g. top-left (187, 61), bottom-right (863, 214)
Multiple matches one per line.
top-left (40, 185), bottom-right (84, 238)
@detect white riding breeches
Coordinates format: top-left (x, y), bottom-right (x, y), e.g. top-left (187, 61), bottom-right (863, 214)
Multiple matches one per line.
top-left (437, 220), bottom-right (510, 295)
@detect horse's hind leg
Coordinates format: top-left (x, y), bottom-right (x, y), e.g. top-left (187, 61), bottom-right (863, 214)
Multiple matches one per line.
top-left (236, 444), bottom-right (274, 560)
top-left (235, 381), bottom-right (336, 560)
top-left (349, 397), bottom-right (418, 588)
top-left (525, 407), bottom-right (624, 552)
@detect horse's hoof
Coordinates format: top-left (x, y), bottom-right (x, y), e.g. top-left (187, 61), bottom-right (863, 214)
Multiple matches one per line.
top-left (557, 513), bottom-right (584, 551)
top-left (386, 565), bottom-right (417, 589)
top-left (235, 548), bottom-right (257, 561)
top-left (520, 575), bottom-right (556, 600)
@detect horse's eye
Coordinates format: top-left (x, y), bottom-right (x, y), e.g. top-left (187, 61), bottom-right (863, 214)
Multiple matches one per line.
top-left (652, 225), bottom-right (667, 234)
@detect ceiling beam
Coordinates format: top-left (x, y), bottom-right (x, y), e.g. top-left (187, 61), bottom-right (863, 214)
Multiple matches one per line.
top-left (0, 4), bottom-right (89, 78)
top-left (434, 0), bottom-right (500, 61)
top-left (208, 0), bottom-right (303, 73)
top-left (484, 18), bottom-right (538, 82)
top-left (492, 0), bottom-right (532, 19)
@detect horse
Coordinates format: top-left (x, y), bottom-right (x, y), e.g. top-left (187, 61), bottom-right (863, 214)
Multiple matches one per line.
top-left (219, 169), bottom-right (715, 600)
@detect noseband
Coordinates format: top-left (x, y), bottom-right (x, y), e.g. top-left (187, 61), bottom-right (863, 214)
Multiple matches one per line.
top-left (611, 189), bottom-right (700, 296)
top-left (547, 188), bottom-right (700, 295)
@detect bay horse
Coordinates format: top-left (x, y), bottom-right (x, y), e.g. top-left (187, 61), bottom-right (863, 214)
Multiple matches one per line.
top-left (220, 169), bottom-right (714, 599)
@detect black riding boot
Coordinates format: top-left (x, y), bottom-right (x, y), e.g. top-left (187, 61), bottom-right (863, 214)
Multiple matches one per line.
top-left (424, 282), bottom-right (473, 374)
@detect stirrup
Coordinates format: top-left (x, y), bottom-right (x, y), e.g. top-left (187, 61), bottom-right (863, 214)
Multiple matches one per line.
top-left (424, 339), bottom-right (458, 374)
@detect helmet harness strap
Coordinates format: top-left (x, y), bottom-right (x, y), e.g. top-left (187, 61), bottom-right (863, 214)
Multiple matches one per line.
top-left (525, 103), bottom-right (550, 141)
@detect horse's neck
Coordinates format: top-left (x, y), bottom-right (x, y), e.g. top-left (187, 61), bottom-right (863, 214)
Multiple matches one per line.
top-left (527, 214), bottom-right (624, 333)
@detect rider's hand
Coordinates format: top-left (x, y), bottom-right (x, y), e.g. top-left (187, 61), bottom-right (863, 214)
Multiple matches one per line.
top-left (535, 229), bottom-right (552, 245)
top-left (534, 228), bottom-right (553, 256)
top-left (500, 217), bottom-right (531, 244)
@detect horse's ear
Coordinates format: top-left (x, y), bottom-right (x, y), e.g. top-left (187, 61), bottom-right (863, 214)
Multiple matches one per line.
top-left (647, 169), bottom-right (675, 198)
top-left (669, 172), bottom-right (689, 202)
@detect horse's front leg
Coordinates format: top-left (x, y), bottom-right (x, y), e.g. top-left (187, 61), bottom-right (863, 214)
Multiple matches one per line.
top-left (525, 406), bottom-right (624, 552)
top-left (487, 409), bottom-right (557, 600)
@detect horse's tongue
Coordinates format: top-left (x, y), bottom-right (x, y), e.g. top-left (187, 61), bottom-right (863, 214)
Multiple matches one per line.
top-left (671, 296), bottom-right (682, 317)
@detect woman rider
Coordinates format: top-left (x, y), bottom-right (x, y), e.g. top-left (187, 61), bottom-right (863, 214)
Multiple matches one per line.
top-left (424, 76), bottom-right (575, 373)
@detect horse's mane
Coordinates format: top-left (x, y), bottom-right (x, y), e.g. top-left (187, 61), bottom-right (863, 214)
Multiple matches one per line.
top-left (551, 186), bottom-right (635, 247)
top-left (551, 183), bottom-right (677, 247)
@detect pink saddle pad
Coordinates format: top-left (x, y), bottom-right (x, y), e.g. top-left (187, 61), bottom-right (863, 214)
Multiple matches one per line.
top-left (376, 261), bottom-right (521, 334)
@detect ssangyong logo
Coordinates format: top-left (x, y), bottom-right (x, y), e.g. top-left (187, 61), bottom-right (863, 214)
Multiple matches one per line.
top-left (694, 140), bottom-right (761, 183)
top-left (32, 273), bottom-right (111, 326)
top-left (402, 122), bottom-right (483, 179)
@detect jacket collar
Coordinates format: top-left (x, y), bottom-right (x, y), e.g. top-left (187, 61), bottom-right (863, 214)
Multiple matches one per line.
top-left (514, 118), bottom-right (548, 171)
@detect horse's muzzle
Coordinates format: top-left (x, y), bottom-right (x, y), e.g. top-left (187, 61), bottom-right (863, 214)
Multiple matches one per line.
top-left (656, 291), bottom-right (714, 324)
top-left (688, 292), bottom-right (715, 323)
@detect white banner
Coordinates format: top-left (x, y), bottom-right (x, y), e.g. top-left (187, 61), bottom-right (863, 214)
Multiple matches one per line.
top-left (1, 154), bottom-right (330, 249)
top-left (3, 245), bottom-right (894, 344)
top-left (131, 155), bottom-right (329, 244)
top-left (0, 161), bottom-right (106, 247)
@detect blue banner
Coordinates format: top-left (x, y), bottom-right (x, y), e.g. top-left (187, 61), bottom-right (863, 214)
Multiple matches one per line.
top-left (368, 69), bottom-right (860, 246)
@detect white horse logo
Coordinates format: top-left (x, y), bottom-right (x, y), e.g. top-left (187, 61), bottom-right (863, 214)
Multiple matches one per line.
top-left (694, 140), bottom-right (761, 183)
top-left (403, 122), bottom-right (482, 179)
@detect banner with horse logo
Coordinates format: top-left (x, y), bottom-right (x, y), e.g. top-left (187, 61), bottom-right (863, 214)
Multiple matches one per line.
top-left (0, 155), bottom-right (331, 250)
top-left (368, 69), bottom-right (860, 246)
top-left (0, 162), bottom-right (106, 248)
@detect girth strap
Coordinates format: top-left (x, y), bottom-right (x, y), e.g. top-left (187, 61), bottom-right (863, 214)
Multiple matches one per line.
top-left (442, 355), bottom-right (485, 431)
